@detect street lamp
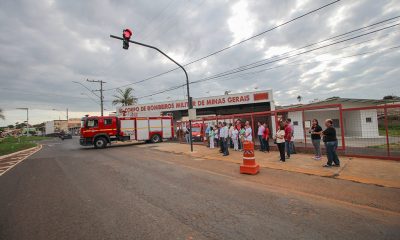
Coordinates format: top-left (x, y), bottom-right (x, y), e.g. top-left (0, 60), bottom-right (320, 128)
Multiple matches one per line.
top-left (16, 107), bottom-right (29, 136)
top-left (52, 108), bottom-right (69, 121)
top-left (110, 29), bottom-right (194, 152)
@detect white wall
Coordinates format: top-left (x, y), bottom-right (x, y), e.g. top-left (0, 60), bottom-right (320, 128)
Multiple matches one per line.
top-left (287, 111), bottom-right (304, 140)
top-left (343, 111), bottom-right (362, 137)
top-left (304, 110), bottom-right (341, 135)
top-left (360, 109), bottom-right (379, 138)
top-left (45, 121), bottom-right (54, 135)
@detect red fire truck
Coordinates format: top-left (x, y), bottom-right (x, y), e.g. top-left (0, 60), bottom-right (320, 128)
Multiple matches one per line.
top-left (79, 115), bottom-right (174, 148)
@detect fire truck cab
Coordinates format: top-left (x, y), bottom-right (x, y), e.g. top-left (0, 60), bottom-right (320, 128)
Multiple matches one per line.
top-left (80, 115), bottom-right (173, 148)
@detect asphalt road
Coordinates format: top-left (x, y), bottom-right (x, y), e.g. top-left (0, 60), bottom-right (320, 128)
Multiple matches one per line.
top-left (0, 138), bottom-right (399, 240)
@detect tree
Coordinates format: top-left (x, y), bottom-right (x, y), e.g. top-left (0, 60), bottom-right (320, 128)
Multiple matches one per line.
top-left (297, 95), bottom-right (302, 103)
top-left (0, 108), bottom-right (4, 120)
top-left (112, 88), bottom-right (137, 106)
top-left (383, 95), bottom-right (399, 100)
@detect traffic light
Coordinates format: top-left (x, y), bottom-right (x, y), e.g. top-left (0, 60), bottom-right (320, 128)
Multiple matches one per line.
top-left (122, 29), bottom-right (132, 49)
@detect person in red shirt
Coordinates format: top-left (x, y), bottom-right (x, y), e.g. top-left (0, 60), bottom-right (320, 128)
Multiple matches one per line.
top-left (262, 122), bottom-right (270, 152)
top-left (284, 120), bottom-right (292, 159)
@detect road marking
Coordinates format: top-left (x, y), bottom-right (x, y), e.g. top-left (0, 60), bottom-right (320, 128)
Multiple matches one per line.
top-left (0, 145), bottom-right (42, 177)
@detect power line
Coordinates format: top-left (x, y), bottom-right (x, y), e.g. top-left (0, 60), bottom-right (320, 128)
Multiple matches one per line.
top-left (138, 44), bottom-right (400, 99)
top-left (105, 0), bottom-right (342, 91)
top-left (218, 16), bottom-right (400, 74)
top-left (136, 24), bottom-right (399, 99)
top-left (140, 0), bottom-right (178, 40)
top-left (188, 22), bottom-right (400, 84)
top-left (0, 87), bottom-right (100, 101)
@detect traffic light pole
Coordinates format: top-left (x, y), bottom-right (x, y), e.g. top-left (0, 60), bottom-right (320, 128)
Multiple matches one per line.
top-left (110, 34), bottom-right (194, 152)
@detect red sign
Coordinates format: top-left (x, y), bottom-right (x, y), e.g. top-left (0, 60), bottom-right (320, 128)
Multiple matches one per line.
top-left (118, 90), bottom-right (272, 117)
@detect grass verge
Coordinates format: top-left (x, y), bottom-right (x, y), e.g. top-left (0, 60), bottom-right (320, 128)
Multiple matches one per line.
top-left (0, 136), bottom-right (48, 156)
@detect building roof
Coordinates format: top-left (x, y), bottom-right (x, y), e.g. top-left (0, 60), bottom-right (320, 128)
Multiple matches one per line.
top-left (277, 97), bottom-right (397, 110)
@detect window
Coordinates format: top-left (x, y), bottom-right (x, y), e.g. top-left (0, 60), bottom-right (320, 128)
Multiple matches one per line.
top-left (366, 117), bottom-right (372, 123)
top-left (87, 119), bottom-right (98, 128)
top-left (104, 118), bottom-right (113, 125)
top-left (332, 119), bottom-right (340, 128)
top-left (293, 121), bottom-right (299, 126)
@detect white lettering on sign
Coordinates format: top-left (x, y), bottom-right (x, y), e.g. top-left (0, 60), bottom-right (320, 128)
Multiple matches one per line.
top-left (117, 90), bottom-right (271, 117)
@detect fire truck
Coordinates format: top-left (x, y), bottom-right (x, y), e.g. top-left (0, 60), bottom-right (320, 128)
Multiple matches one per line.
top-left (79, 115), bottom-right (174, 148)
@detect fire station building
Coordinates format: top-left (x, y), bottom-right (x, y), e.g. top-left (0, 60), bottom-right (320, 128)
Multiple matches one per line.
top-left (117, 90), bottom-right (275, 121)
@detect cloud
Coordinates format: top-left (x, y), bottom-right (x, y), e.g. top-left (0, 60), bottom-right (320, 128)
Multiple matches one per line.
top-left (0, 0), bottom-right (399, 126)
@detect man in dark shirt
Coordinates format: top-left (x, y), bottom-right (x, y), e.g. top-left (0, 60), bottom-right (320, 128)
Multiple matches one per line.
top-left (310, 119), bottom-right (322, 160)
top-left (322, 119), bottom-right (340, 167)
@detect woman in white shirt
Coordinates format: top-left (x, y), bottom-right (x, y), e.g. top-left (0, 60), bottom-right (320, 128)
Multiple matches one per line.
top-left (275, 124), bottom-right (286, 162)
top-left (209, 127), bottom-right (215, 149)
top-left (214, 125), bottom-right (219, 148)
top-left (232, 128), bottom-right (239, 151)
top-left (244, 121), bottom-right (252, 142)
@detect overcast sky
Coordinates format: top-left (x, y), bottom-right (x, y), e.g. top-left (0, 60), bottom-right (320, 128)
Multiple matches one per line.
top-left (0, 0), bottom-right (399, 125)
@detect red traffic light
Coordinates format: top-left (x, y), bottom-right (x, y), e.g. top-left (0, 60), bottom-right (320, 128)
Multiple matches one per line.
top-left (123, 29), bottom-right (133, 39)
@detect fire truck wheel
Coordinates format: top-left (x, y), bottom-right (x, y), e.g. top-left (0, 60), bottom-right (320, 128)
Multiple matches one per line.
top-left (94, 137), bottom-right (107, 149)
top-left (150, 134), bottom-right (161, 143)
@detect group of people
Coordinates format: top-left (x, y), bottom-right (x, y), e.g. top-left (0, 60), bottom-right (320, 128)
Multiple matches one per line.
top-left (309, 118), bottom-right (340, 167)
top-left (193, 117), bottom-right (340, 168)
top-left (205, 120), bottom-right (253, 156)
top-left (274, 118), bottom-right (340, 167)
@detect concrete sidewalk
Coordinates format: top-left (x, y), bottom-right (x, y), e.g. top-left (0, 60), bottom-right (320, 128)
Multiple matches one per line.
top-left (138, 142), bottom-right (400, 188)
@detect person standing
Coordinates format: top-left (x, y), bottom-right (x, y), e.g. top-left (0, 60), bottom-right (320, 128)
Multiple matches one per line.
top-left (209, 126), bottom-right (215, 149)
top-left (263, 122), bottom-right (270, 153)
top-left (284, 120), bottom-right (292, 159)
top-left (244, 121), bottom-right (253, 142)
top-left (322, 119), bottom-right (340, 167)
top-left (309, 119), bottom-right (322, 160)
top-left (205, 124), bottom-right (210, 147)
top-left (257, 122), bottom-right (265, 151)
top-left (232, 126), bottom-right (239, 151)
top-left (228, 123), bottom-right (234, 148)
top-left (218, 122), bottom-right (224, 153)
top-left (275, 124), bottom-right (286, 162)
top-left (239, 126), bottom-right (245, 151)
top-left (236, 119), bottom-right (243, 150)
top-left (185, 124), bottom-right (191, 144)
top-left (287, 118), bottom-right (296, 154)
top-left (221, 122), bottom-right (229, 156)
top-left (214, 125), bottom-right (219, 148)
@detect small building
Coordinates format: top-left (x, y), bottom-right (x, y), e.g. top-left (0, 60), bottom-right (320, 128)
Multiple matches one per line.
top-left (45, 120), bottom-right (68, 136)
top-left (68, 118), bottom-right (81, 135)
top-left (281, 97), bottom-right (391, 139)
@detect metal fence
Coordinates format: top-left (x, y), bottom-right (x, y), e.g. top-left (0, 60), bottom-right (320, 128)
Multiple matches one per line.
top-left (342, 104), bottom-right (400, 160)
top-left (175, 103), bottom-right (400, 160)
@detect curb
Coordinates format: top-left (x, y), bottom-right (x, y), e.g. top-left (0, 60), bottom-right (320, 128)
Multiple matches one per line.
top-left (145, 144), bottom-right (399, 188)
top-left (0, 144), bottom-right (41, 160)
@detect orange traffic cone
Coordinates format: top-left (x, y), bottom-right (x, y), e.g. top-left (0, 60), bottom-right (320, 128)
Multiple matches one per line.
top-left (240, 141), bottom-right (260, 175)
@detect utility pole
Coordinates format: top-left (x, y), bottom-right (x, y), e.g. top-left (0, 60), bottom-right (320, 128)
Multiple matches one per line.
top-left (86, 79), bottom-right (106, 116)
top-left (66, 108), bottom-right (69, 121)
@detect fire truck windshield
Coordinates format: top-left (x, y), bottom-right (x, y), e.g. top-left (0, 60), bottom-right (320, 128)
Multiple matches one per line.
top-left (80, 119), bottom-right (86, 128)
